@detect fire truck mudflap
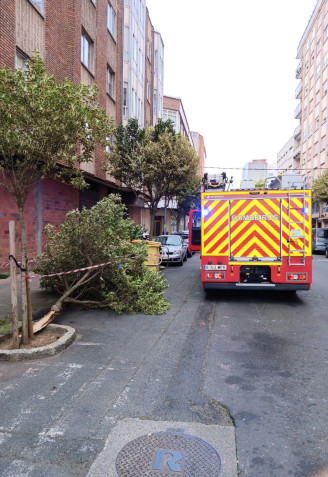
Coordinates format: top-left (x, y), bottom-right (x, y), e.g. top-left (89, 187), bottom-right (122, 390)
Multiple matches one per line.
top-left (199, 188), bottom-right (312, 291)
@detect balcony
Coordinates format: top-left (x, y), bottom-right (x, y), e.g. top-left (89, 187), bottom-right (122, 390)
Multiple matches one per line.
top-left (294, 103), bottom-right (302, 119)
top-left (295, 81), bottom-right (302, 99)
top-left (296, 60), bottom-right (303, 79)
top-left (294, 124), bottom-right (301, 139)
top-left (293, 146), bottom-right (301, 159)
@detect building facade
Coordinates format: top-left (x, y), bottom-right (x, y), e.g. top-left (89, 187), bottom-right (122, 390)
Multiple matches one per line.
top-left (163, 96), bottom-right (194, 146)
top-left (294, 0), bottom-right (328, 226)
top-left (0, 0), bottom-right (163, 266)
top-left (278, 136), bottom-right (301, 173)
top-left (242, 159), bottom-right (268, 183)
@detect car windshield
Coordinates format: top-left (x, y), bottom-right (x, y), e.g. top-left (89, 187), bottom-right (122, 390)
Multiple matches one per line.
top-left (317, 229), bottom-right (328, 239)
top-left (156, 236), bottom-right (181, 246)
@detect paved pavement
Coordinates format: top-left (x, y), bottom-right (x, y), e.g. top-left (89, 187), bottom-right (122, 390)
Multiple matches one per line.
top-left (0, 258), bottom-right (238, 476)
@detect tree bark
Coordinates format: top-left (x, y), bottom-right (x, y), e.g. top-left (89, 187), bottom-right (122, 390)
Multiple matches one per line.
top-left (18, 203), bottom-right (33, 344)
top-left (9, 221), bottom-right (19, 349)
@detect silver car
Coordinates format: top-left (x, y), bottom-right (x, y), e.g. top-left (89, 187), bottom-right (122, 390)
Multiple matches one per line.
top-left (155, 235), bottom-right (187, 266)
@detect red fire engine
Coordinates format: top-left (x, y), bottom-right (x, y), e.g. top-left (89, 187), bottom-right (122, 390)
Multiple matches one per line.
top-left (189, 174), bottom-right (312, 291)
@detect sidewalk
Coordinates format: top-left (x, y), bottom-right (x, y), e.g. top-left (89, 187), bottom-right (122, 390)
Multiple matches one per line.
top-left (0, 276), bottom-right (57, 336)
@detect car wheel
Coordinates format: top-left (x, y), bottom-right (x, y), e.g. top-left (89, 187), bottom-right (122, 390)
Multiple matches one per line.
top-left (325, 248), bottom-right (328, 258)
top-left (183, 254), bottom-right (187, 262)
top-left (178, 259), bottom-right (183, 266)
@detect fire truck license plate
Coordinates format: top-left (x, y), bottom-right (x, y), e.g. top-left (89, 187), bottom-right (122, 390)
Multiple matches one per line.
top-left (204, 265), bottom-right (227, 270)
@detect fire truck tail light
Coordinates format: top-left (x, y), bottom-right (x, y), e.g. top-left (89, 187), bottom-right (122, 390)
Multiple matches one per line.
top-left (206, 272), bottom-right (225, 280)
top-left (287, 273), bottom-right (307, 281)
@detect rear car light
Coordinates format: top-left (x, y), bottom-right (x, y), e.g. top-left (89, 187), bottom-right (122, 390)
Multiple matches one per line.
top-left (287, 273), bottom-right (307, 281)
top-left (206, 272), bottom-right (225, 279)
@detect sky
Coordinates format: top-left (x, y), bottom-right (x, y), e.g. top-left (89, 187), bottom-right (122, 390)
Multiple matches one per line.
top-left (146, 0), bottom-right (317, 185)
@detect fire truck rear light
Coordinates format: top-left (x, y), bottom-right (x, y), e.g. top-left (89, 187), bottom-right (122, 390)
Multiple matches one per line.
top-left (206, 272), bottom-right (225, 280)
top-left (287, 273), bottom-right (306, 281)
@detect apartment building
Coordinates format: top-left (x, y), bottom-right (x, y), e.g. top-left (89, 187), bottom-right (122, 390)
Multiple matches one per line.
top-left (294, 0), bottom-right (328, 226)
top-left (191, 132), bottom-right (206, 178)
top-left (163, 96), bottom-right (194, 146)
top-left (277, 136), bottom-right (301, 173)
top-left (242, 159), bottom-right (268, 183)
top-left (0, 0), bottom-right (163, 266)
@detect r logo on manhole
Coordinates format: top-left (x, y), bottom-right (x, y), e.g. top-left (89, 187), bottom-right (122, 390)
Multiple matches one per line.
top-left (116, 428), bottom-right (222, 476)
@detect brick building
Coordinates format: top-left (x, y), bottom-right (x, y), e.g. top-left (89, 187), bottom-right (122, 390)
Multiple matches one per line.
top-left (0, 0), bottom-right (163, 267)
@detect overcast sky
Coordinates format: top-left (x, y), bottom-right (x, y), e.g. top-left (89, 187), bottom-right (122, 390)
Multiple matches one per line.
top-left (146, 0), bottom-right (317, 185)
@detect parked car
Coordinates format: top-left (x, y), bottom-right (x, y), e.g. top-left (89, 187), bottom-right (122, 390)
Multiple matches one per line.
top-left (171, 230), bottom-right (193, 257)
top-left (325, 243), bottom-right (328, 258)
top-left (312, 228), bottom-right (328, 253)
top-left (155, 235), bottom-right (187, 266)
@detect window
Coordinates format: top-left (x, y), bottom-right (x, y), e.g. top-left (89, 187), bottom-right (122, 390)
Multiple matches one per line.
top-left (316, 91), bottom-right (320, 105)
top-left (321, 135), bottom-right (326, 151)
top-left (317, 39), bottom-right (321, 55)
top-left (124, 26), bottom-right (129, 61)
top-left (107, 66), bottom-right (115, 98)
top-left (323, 80), bottom-right (328, 95)
top-left (15, 48), bottom-right (29, 70)
top-left (29, 0), bottom-right (43, 13)
top-left (309, 122), bottom-right (313, 137)
top-left (146, 81), bottom-right (150, 102)
top-left (314, 141), bottom-right (318, 155)
top-left (133, 35), bottom-right (137, 62)
top-left (81, 30), bottom-right (93, 70)
top-left (316, 63), bottom-right (321, 80)
top-left (147, 41), bottom-right (151, 61)
top-left (323, 108), bottom-right (327, 123)
top-left (107, 2), bottom-right (116, 39)
top-left (324, 53), bottom-right (328, 70)
top-left (153, 90), bottom-right (157, 115)
top-left (315, 116), bottom-right (320, 130)
top-left (309, 99), bottom-right (313, 113)
top-left (123, 82), bottom-right (128, 117)
top-left (308, 147), bottom-right (312, 161)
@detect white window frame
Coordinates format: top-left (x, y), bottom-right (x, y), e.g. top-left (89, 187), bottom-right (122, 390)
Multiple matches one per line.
top-left (81, 30), bottom-right (93, 71)
top-left (107, 2), bottom-right (117, 39)
top-left (107, 66), bottom-right (115, 98)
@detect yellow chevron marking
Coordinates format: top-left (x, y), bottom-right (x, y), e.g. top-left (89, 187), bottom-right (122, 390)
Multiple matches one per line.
top-left (204, 201), bottom-right (228, 231)
top-left (204, 226), bottom-right (228, 253)
top-left (204, 236), bottom-right (229, 255)
top-left (231, 223), bottom-right (280, 256)
top-left (203, 203), bottom-right (228, 240)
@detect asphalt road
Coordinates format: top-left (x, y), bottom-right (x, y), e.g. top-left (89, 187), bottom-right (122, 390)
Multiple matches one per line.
top-left (204, 254), bottom-right (328, 477)
top-left (0, 254), bottom-right (327, 476)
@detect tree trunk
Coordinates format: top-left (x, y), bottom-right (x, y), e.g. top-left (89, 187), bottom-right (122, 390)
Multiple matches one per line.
top-left (9, 221), bottom-right (19, 349)
top-left (18, 203), bottom-right (33, 344)
top-left (148, 203), bottom-right (159, 240)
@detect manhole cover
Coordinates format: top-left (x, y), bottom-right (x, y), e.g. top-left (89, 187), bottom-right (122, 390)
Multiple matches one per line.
top-left (116, 428), bottom-right (222, 476)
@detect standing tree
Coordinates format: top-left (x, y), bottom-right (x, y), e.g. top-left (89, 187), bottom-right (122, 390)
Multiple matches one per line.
top-left (107, 118), bottom-right (200, 238)
top-left (312, 170), bottom-right (328, 203)
top-left (174, 176), bottom-right (202, 230)
top-left (0, 53), bottom-right (114, 346)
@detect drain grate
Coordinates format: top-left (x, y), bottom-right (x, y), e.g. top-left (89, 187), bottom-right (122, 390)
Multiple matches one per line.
top-left (116, 428), bottom-right (222, 476)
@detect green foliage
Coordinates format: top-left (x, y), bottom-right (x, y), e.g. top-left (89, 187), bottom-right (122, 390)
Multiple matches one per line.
top-left (34, 195), bottom-right (169, 315)
top-left (175, 176), bottom-right (202, 214)
top-left (0, 52), bottom-right (114, 205)
top-left (107, 118), bottom-right (200, 228)
top-left (255, 179), bottom-right (265, 189)
top-left (312, 170), bottom-right (328, 203)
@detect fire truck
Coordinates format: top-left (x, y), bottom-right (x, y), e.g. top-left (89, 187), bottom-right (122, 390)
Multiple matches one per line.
top-left (189, 174), bottom-right (312, 291)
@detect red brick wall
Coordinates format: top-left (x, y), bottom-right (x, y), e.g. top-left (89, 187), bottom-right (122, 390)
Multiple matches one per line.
top-left (0, 0), bottom-right (15, 69)
top-left (0, 180), bottom-right (79, 270)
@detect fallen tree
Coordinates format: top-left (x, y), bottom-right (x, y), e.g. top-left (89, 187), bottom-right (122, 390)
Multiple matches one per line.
top-left (34, 195), bottom-right (169, 315)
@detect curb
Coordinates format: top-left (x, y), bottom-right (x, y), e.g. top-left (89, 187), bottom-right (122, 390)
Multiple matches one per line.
top-left (0, 324), bottom-right (76, 362)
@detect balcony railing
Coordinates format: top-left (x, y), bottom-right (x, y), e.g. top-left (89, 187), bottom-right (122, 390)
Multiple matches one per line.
top-left (294, 103), bottom-right (302, 119)
top-left (294, 124), bottom-right (301, 139)
top-left (295, 81), bottom-right (302, 99)
top-left (293, 146), bottom-right (301, 159)
top-left (296, 60), bottom-right (303, 79)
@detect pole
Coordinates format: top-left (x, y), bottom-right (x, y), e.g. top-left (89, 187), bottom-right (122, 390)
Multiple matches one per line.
top-left (9, 221), bottom-right (19, 348)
